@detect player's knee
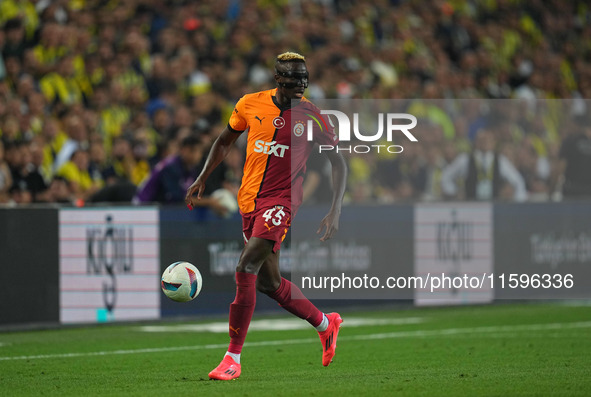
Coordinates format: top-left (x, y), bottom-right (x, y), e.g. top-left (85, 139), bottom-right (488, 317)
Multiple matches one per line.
top-left (236, 239), bottom-right (273, 274)
top-left (235, 261), bottom-right (259, 274)
top-left (235, 251), bottom-right (265, 274)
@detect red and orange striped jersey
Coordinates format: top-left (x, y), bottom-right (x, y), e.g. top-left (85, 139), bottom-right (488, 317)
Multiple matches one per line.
top-left (228, 88), bottom-right (337, 214)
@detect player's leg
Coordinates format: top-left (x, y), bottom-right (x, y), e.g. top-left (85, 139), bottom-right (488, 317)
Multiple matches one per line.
top-left (229, 236), bottom-right (273, 352)
top-left (257, 250), bottom-right (323, 327)
top-left (254, 250), bottom-right (281, 293)
top-left (209, 236), bottom-right (272, 381)
top-left (257, 251), bottom-right (343, 366)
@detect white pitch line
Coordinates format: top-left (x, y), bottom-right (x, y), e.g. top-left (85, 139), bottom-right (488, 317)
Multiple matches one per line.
top-left (0, 321), bottom-right (589, 362)
top-left (344, 321), bottom-right (591, 341)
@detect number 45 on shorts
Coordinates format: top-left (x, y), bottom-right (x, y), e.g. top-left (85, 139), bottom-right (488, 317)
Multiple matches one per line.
top-left (262, 206), bottom-right (290, 227)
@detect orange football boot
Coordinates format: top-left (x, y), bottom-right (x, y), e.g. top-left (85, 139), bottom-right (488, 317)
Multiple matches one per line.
top-left (318, 313), bottom-right (343, 366)
top-left (208, 355), bottom-right (241, 380)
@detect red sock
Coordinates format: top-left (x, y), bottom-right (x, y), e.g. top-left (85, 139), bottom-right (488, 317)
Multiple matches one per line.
top-left (228, 272), bottom-right (257, 354)
top-left (269, 278), bottom-right (323, 327)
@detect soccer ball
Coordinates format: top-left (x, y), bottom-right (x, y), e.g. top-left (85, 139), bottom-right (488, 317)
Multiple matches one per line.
top-left (161, 261), bottom-right (202, 302)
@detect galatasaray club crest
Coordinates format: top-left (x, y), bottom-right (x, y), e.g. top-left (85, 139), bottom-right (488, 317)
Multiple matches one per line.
top-left (293, 121), bottom-right (305, 137)
top-left (273, 116), bottom-right (286, 128)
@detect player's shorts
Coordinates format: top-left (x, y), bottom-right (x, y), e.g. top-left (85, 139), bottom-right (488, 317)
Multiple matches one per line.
top-left (242, 204), bottom-right (291, 253)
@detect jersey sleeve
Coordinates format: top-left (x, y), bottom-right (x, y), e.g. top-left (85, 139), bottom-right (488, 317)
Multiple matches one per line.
top-left (312, 112), bottom-right (339, 146)
top-left (228, 96), bottom-right (248, 133)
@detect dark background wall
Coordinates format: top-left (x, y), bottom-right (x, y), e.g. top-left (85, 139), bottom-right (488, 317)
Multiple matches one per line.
top-left (494, 202), bottom-right (591, 299)
top-left (2, 202), bottom-right (590, 328)
top-left (0, 208), bottom-right (59, 326)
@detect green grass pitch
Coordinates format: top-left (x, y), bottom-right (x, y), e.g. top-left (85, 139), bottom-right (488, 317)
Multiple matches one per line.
top-left (0, 302), bottom-right (590, 396)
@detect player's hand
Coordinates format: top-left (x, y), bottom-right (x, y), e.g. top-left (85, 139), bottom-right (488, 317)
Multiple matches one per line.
top-left (185, 177), bottom-right (206, 210)
top-left (317, 209), bottom-right (340, 241)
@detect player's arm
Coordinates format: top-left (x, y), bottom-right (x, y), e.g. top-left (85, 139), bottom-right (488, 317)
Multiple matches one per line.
top-left (317, 150), bottom-right (347, 241)
top-left (185, 126), bottom-right (241, 208)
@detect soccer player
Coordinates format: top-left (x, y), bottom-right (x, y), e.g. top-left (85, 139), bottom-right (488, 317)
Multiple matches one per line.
top-left (185, 52), bottom-right (347, 380)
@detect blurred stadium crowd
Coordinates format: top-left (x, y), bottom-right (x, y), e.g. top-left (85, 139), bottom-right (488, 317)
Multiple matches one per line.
top-left (1, 0), bottom-right (591, 211)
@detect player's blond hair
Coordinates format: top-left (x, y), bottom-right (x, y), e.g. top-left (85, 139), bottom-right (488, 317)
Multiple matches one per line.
top-left (276, 52), bottom-right (306, 62)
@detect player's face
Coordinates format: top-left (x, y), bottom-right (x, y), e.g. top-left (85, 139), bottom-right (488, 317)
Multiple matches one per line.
top-left (276, 62), bottom-right (309, 100)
